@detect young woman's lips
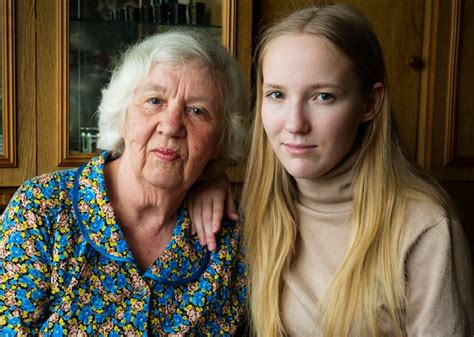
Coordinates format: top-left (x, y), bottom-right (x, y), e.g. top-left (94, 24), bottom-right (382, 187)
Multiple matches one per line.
top-left (283, 143), bottom-right (317, 155)
top-left (153, 148), bottom-right (181, 162)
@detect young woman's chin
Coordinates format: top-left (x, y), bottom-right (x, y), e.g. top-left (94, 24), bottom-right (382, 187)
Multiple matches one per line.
top-left (282, 163), bottom-right (331, 180)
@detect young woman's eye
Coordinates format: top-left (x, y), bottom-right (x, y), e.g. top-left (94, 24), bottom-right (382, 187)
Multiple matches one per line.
top-left (266, 91), bottom-right (284, 99)
top-left (147, 97), bottom-right (162, 105)
top-left (316, 93), bottom-right (334, 101)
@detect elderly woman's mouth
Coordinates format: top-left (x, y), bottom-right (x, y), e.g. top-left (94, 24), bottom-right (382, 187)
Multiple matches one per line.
top-left (152, 148), bottom-right (181, 162)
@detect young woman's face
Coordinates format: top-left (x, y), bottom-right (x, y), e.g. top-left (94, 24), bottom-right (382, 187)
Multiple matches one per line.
top-left (261, 34), bottom-right (373, 180)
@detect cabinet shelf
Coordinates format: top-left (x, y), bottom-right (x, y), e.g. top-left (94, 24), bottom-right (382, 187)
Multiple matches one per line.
top-left (71, 18), bottom-right (222, 28)
top-left (70, 20), bottom-right (222, 52)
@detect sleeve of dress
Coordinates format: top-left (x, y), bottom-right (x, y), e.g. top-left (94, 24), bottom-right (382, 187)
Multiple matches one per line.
top-left (404, 216), bottom-right (473, 337)
top-left (0, 182), bottom-right (53, 335)
top-left (199, 219), bottom-right (247, 335)
top-left (232, 221), bottom-right (248, 318)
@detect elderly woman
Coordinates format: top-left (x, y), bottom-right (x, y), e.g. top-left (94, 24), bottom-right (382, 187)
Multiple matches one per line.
top-left (0, 29), bottom-right (247, 335)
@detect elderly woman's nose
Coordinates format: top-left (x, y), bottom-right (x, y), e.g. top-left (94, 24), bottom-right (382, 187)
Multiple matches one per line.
top-left (156, 106), bottom-right (186, 137)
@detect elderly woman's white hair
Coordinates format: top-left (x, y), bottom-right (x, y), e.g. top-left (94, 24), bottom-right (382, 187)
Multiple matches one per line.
top-left (97, 29), bottom-right (247, 178)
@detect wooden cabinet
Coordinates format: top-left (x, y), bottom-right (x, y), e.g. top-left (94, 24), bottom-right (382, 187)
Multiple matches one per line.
top-left (421, 0), bottom-right (474, 249)
top-left (0, 0), bottom-right (252, 207)
top-left (422, 0), bottom-right (474, 179)
top-left (0, 0), bottom-right (35, 206)
top-left (0, 0), bottom-right (16, 168)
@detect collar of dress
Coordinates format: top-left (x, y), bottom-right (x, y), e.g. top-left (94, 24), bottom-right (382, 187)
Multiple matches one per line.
top-left (72, 151), bottom-right (210, 283)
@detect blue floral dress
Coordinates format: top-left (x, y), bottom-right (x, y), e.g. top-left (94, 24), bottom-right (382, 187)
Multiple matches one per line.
top-left (0, 152), bottom-right (246, 336)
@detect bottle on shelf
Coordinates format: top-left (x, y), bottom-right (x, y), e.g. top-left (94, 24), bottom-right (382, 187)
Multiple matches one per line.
top-left (188, 0), bottom-right (206, 25)
top-left (107, 0), bottom-right (208, 26)
top-left (168, 0), bottom-right (187, 25)
top-left (126, 6), bottom-right (141, 22)
top-left (154, 0), bottom-right (169, 24)
top-left (141, 4), bottom-right (154, 23)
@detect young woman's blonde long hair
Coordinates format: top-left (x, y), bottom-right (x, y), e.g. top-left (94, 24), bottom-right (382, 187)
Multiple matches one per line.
top-left (241, 4), bottom-right (455, 337)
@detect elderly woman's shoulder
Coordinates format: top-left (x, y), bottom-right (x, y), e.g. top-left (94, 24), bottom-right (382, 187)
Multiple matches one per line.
top-left (221, 216), bottom-right (243, 232)
top-left (4, 168), bottom-right (77, 214)
top-left (1, 168), bottom-right (79, 247)
top-left (21, 167), bottom-right (76, 194)
top-left (216, 217), bottom-right (244, 249)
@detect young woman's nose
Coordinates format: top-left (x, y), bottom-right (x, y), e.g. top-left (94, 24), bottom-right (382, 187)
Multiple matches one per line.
top-left (285, 101), bottom-right (311, 134)
top-left (156, 104), bottom-right (186, 138)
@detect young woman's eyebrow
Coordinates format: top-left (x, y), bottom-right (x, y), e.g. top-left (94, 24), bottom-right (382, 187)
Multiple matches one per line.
top-left (262, 82), bottom-right (343, 90)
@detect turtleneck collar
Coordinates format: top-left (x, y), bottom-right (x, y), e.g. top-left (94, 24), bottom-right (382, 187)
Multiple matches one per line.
top-left (295, 149), bottom-right (359, 213)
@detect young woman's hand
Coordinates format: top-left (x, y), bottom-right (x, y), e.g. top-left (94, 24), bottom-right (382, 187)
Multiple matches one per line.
top-left (187, 173), bottom-right (238, 251)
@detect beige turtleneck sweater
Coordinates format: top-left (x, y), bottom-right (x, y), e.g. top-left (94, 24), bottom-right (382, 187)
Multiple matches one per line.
top-left (280, 154), bottom-right (473, 336)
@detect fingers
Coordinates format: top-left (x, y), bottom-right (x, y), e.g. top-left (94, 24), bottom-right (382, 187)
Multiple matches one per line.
top-left (186, 173), bottom-right (233, 252)
top-left (211, 196), bottom-right (225, 234)
top-left (194, 187), bottom-right (236, 251)
top-left (188, 196), bottom-right (204, 239)
top-left (189, 193), bottom-right (217, 251)
top-left (202, 197), bottom-right (216, 251)
top-left (225, 186), bottom-right (239, 221)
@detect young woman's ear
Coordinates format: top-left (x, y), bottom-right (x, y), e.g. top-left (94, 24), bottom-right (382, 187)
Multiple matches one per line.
top-left (361, 82), bottom-right (385, 123)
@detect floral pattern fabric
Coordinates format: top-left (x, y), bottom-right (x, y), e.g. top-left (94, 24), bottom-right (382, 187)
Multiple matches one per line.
top-left (0, 152), bottom-right (246, 336)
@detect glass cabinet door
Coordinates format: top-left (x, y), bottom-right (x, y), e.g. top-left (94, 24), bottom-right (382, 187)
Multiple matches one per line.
top-left (0, 0), bottom-right (16, 167)
top-left (58, 0), bottom-right (236, 165)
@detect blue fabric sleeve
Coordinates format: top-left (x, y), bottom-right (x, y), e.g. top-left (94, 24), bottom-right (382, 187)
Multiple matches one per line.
top-left (0, 181), bottom-right (53, 335)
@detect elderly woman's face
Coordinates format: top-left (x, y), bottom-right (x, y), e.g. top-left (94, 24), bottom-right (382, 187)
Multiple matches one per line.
top-left (121, 60), bottom-right (222, 191)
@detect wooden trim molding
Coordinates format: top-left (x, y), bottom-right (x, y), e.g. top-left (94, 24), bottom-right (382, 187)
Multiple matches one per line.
top-left (0, 0), bottom-right (16, 167)
top-left (57, 1), bottom-right (91, 166)
top-left (56, 0), bottom-right (88, 167)
top-left (222, 0), bottom-right (237, 56)
top-left (417, 0), bottom-right (437, 169)
top-left (444, 0), bottom-right (474, 166)
top-left (56, 1), bottom-right (67, 165)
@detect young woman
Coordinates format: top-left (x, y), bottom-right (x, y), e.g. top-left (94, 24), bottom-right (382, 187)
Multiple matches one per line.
top-left (190, 4), bottom-right (473, 337)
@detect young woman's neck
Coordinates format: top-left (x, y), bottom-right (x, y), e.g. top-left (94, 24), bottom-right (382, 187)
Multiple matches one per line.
top-left (294, 149), bottom-right (358, 212)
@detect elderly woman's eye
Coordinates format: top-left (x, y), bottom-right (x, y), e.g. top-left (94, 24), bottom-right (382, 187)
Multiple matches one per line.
top-left (147, 97), bottom-right (162, 105)
top-left (189, 107), bottom-right (206, 116)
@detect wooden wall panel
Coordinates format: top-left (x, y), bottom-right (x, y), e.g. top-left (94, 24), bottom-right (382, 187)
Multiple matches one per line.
top-left (36, 0), bottom-right (60, 175)
top-left (424, 0), bottom-right (474, 258)
top-left (450, 0), bottom-right (474, 161)
top-left (0, 0), bottom-right (35, 190)
top-left (0, 0), bottom-right (17, 168)
top-left (225, 0), bottom-right (253, 181)
top-left (429, 0), bottom-right (474, 180)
